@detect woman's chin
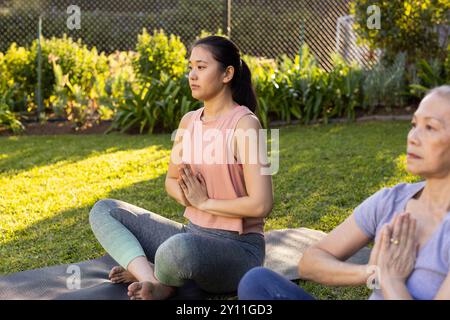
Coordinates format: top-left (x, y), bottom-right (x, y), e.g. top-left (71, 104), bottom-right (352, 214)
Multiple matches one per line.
top-left (406, 164), bottom-right (427, 178)
top-left (191, 92), bottom-right (202, 100)
top-left (406, 163), bottom-right (420, 176)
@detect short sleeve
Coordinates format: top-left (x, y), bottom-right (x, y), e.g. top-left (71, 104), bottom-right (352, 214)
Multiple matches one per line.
top-left (352, 187), bottom-right (392, 239)
top-left (444, 221), bottom-right (450, 271)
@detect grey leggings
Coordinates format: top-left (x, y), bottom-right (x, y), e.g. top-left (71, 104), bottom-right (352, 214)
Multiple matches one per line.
top-left (89, 199), bottom-right (265, 293)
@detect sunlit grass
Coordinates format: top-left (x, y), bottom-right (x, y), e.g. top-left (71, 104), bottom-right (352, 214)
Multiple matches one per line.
top-left (0, 121), bottom-right (419, 299)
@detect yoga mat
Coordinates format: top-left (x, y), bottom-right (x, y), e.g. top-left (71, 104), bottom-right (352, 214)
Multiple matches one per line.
top-left (0, 228), bottom-right (370, 300)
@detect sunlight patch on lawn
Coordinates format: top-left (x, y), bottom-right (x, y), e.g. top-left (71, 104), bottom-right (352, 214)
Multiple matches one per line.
top-left (0, 146), bottom-right (171, 234)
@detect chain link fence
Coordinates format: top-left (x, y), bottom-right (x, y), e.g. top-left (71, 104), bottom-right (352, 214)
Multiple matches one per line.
top-left (0, 0), bottom-right (373, 70)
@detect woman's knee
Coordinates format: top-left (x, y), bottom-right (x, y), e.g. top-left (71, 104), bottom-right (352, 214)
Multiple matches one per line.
top-left (238, 267), bottom-right (273, 297)
top-left (89, 199), bottom-right (118, 226)
top-left (243, 267), bottom-right (275, 281)
top-left (153, 233), bottom-right (195, 286)
top-left (155, 234), bottom-right (193, 268)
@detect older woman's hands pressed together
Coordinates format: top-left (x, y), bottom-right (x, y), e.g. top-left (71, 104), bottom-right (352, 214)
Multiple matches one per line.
top-left (368, 212), bottom-right (418, 299)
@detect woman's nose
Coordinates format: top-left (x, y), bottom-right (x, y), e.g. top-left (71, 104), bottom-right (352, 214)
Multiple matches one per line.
top-left (189, 70), bottom-right (197, 80)
top-left (408, 128), bottom-right (420, 145)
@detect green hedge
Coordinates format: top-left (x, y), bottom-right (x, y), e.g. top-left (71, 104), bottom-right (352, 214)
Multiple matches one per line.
top-left (0, 29), bottom-right (447, 135)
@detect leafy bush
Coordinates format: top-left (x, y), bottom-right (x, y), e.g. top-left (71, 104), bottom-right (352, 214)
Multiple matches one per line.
top-left (0, 52), bottom-right (8, 93)
top-left (134, 29), bottom-right (187, 82)
top-left (248, 45), bottom-right (364, 127)
top-left (108, 29), bottom-right (198, 134)
top-left (50, 61), bottom-right (95, 130)
top-left (362, 52), bottom-right (407, 112)
top-left (104, 51), bottom-right (137, 104)
top-left (322, 54), bottom-right (364, 121)
top-left (0, 104), bottom-right (24, 134)
top-left (2, 43), bottom-right (35, 112)
top-left (244, 54), bottom-right (280, 128)
top-left (107, 76), bottom-right (200, 134)
top-left (34, 35), bottom-right (109, 108)
top-left (0, 29), bottom-right (421, 135)
top-left (351, 0), bottom-right (449, 64)
top-left (409, 58), bottom-right (447, 97)
top-left (2, 35), bottom-right (109, 116)
top-left (0, 87), bottom-right (25, 134)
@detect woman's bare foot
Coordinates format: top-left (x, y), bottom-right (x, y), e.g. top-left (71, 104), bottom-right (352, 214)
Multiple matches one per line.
top-left (109, 266), bottom-right (138, 284)
top-left (127, 281), bottom-right (176, 300)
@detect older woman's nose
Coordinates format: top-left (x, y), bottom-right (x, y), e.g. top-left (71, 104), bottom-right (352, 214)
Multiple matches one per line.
top-left (408, 128), bottom-right (420, 145)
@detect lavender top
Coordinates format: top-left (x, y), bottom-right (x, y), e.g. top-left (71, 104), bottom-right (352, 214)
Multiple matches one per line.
top-left (353, 182), bottom-right (450, 300)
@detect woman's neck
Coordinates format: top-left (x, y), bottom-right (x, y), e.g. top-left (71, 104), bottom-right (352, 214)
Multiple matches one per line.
top-left (421, 175), bottom-right (450, 219)
top-left (203, 89), bottom-right (236, 118)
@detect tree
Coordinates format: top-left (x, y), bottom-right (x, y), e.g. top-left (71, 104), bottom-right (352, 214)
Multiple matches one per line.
top-left (351, 0), bottom-right (449, 65)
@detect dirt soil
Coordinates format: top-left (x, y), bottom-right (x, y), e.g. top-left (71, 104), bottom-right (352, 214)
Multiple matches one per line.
top-left (0, 120), bottom-right (114, 136)
top-left (0, 104), bottom-right (417, 137)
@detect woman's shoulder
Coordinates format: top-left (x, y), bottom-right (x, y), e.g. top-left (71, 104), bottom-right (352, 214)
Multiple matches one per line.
top-left (374, 181), bottom-right (426, 202)
top-left (234, 106), bottom-right (261, 130)
top-left (179, 109), bottom-right (201, 129)
top-left (369, 181), bottom-right (426, 214)
top-left (353, 181), bottom-right (426, 238)
top-left (236, 114), bottom-right (261, 130)
top-left (356, 182), bottom-right (426, 218)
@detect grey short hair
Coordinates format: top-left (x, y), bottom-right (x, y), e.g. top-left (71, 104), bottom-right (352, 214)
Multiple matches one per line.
top-left (425, 85), bottom-right (450, 101)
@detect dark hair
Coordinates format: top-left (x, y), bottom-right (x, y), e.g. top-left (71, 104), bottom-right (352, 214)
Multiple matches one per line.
top-left (191, 36), bottom-right (258, 113)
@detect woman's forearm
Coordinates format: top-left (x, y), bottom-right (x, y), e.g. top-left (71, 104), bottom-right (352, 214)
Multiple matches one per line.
top-left (165, 177), bottom-right (190, 207)
top-left (298, 247), bottom-right (369, 286)
top-left (198, 197), bottom-right (271, 219)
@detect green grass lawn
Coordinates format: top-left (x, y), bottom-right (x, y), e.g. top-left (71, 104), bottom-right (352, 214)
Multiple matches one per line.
top-left (0, 121), bottom-right (419, 299)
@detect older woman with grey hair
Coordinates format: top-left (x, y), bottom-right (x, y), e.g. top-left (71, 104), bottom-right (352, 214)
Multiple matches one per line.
top-left (238, 85), bottom-right (450, 300)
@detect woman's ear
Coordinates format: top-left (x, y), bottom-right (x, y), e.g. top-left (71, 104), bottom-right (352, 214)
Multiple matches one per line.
top-left (223, 66), bottom-right (235, 84)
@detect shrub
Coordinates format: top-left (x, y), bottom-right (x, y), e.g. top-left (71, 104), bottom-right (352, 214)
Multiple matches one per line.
top-left (0, 87), bottom-right (24, 134)
top-left (0, 104), bottom-right (25, 134)
top-left (134, 29), bottom-right (187, 82)
top-left (33, 35), bottom-right (109, 108)
top-left (2, 43), bottom-right (35, 112)
top-left (0, 52), bottom-right (9, 95)
top-left (2, 35), bottom-right (109, 116)
top-left (243, 54), bottom-right (279, 128)
top-left (322, 54), bottom-right (364, 121)
top-left (409, 58), bottom-right (447, 97)
top-left (108, 28), bottom-right (197, 134)
top-left (50, 56), bottom-right (110, 131)
top-left (107, 76), bottom-right (200, 134)
top-left (351, 0), bottom-right (449, 65)
top-left (245, 45), bottom-right (365, 127)
top-left (362, 52), bottom-right (407, 112)
top-left (100, 51), bottom-right (137, 120)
